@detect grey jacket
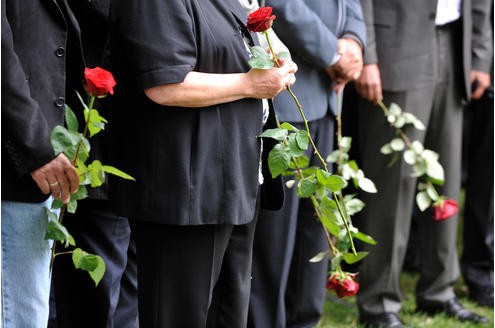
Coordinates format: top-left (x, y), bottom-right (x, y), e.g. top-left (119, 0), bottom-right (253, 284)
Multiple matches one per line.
top-left (361, 0), bottom-right (493, 100)
top-left (266, 0), bottom-right (366, 121)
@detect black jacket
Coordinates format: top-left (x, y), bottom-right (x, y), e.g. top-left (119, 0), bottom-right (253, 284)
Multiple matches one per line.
top-left (2, 0), bottom-right (84, 202)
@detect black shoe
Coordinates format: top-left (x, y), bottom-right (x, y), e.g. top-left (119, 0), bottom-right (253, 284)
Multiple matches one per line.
top-left (416, 297), bottom-right (489, 324)
top-left (359, 313), bottom-right (405, 328)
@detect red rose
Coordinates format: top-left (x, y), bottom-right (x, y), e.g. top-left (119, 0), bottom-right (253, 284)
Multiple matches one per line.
top-left (335, 277), bottom-right (360, 298)
top-left (84, 67), bottom-right (116, 97)
top-left (433, 198), bottom-right (458, 221)
top-left (326, 274), bottom-right (340, 290)
top-left (246, 6), bottom-right (276, 33)
top-left (326, 273), bottom-right (360, 298)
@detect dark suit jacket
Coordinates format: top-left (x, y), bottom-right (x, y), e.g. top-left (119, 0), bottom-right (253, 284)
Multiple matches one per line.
top-left (1, 0), bottom-right (84, 202)
top-left (361, 0), bottom-right (493, 100)
top-left (266, 0), bottom-right (366, 122)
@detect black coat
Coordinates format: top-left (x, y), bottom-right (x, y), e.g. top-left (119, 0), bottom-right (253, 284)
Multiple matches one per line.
top-left (2, 0), bottom-right (85, 202)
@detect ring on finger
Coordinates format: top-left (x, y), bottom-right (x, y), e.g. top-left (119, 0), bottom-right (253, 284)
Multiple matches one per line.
top-left (49, 181), bottom-right (59, 187)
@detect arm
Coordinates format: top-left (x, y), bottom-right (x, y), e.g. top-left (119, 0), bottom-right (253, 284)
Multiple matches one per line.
top-left (354, 0), bottom-right (383, 102)
top-left (145, 60), bottom-right (297, 107)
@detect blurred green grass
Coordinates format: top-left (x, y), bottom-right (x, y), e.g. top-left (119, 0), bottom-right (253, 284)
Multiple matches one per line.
top-left (316, 190), bottom-right (494, 327)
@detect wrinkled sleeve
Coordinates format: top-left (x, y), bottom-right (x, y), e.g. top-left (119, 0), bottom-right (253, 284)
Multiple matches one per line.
top-left (265, 0), bottom-right (339, 70)
top-left (111, 0), bottom-right (197, 90)
top-left (1, 0), bottom-right (55, 177)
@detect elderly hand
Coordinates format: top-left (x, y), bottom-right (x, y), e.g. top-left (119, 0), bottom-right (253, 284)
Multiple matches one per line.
top-left (247, 58), bottom-right (298, 99)
top-left (30, 153), bottom-right (79, 204)
top-left (355, 63), bottom-right (383, 102)
top-left (470, 70), bottom-right (491, 100)
top-left (327, 38), bottom-right (363, 92)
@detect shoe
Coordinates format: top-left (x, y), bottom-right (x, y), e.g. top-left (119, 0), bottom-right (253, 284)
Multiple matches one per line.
top-left (416, 297), bottom-right (489, 324)
top-left (359, 313), bottom-right (405, 328)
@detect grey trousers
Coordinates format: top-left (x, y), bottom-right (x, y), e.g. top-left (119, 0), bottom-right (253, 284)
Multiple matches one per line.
top-left (355, 21), bottom-right (464, 315)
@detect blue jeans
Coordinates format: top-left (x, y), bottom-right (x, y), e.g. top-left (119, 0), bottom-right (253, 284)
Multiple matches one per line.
top-left (2, 199), bottom-right (54, 328)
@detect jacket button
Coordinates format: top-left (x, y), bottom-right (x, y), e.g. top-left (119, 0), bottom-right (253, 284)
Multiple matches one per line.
top-left (429, 12), bottom-right (436, 20)
top-left (55, 97), bottom-right (65, 107)
top-left (55, 46), bottom-right (65, 57)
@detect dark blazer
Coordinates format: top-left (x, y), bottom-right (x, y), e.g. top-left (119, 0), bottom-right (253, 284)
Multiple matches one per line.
top-left (1, 0), bottom-right (84, 202)
top-left (266, 0), bottom-right (366, 121)
top-left (361, 0), bottom-right (493, 100)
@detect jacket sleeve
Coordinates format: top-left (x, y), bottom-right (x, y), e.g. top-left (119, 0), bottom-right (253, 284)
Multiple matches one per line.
top-left (360, 0), bottom-right (378, 64)
top-left (471, 0), bottom-right (493, 72)
top-left (265, 0), bottom-right (340, 70)
top-left (1, 0), bottom-right (55, 177)
top-left (342, 0), bottom-right (367, 50)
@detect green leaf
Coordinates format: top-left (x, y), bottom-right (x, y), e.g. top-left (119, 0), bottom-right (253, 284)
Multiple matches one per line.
top-left (297, 178), bottom-right (318, 198)
top-left (380, 143), bottom-right (393, 155)
top-left (287, 134), bottom-right (304, 157)
top-left (425, 158), bottom-right (445, 183)
top-left (352, 231), bottom-right (377, 245)
top-left (277, 51), bottom-right (291, 59)
top-left (326, 150), bottom-right (340, 163)
top-left (393, 115), bottom-right (406, 128)
top-left (325, 175), bottom-right (347, 192)
top-left (248, 56), bottom-right (274, 69)
top-left (72, 248), bottom-right (106, 286)
top-left (390, 138), bottom-right (405, 151)
top-left (268, 144), bottom-right (291, 178)
top-left (103, 165), bottom-right (136, 181)
top-left (411, 140), bottom-right (424, 153)
top-left (416, 191), bottom-right (432, 211)
top-left (51, 125), bottom-right (80, 159)
top-left (67, 200), bottom-right (78, 214)
top-left (309, 251), bottom-right (328, 263)
top-left (389, 102), bottom-right (402, 116)
top-left (260, 128), bottom-right (288, 141)
top-left (339, 137), bottom-right (352, 153)
top-left (358, 177), bottom-right (377, 193)
top-left (279, 122), bottom-right (298, 131)
top-left (44, 208), bottom-right (71, 246)
top-left (343, 251), bottom-right (369, 264)
top-left (345, 197), bottom-right (365, 216)
top-left (290, 156), bottom-right (309, 169)
top-left (51, 198), bottom-right (64, 210)
top-left (64, 105), bottom-right (79, 132)
top-left (87, 160), bottom-right (106, 187)
top-left (426, 183), bottom-right (439, 201)
top-left (295, 130), bottom-right (309, 150)
top-left (403, 150), bottom-right (416, 165)
top-left (85, 109), bottom-right (108, 137)
top-left (250, 45), bottom-right (270, 59)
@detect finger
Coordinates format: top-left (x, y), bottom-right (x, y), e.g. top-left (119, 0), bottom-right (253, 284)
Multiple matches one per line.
top-left (471, 85), bottom-right (484, 100)
top-left (48, 177), bottom-right (62, 200)
top-left (31, 171), bottom-right (51, 194)
top-left (65, 166), bottom-right (80, 194)
top-left (54, 173), bottom-right (71, 204)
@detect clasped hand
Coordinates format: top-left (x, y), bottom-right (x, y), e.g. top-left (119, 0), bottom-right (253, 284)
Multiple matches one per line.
top-left (327, 38), bottom-right (363, 93)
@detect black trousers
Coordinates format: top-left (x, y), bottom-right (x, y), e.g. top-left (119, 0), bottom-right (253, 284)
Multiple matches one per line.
top-left (52, 199), bottom-right (138, 328)
top-left (461, 87), bottom-right (494, 295)
top-left (131, 216), bottom-right (257, 328)
top-left (248, 115), bottom-right (334, 328)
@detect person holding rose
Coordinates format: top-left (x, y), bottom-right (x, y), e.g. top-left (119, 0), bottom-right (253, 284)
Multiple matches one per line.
top-left (350, 0), bottom-right (492, 326)
top-left (2, 0), bottom-right (82, 326)
top-left (246, 1), bottom-right (366, 327)
top-left (107, 0), bottom-right (296, 327)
